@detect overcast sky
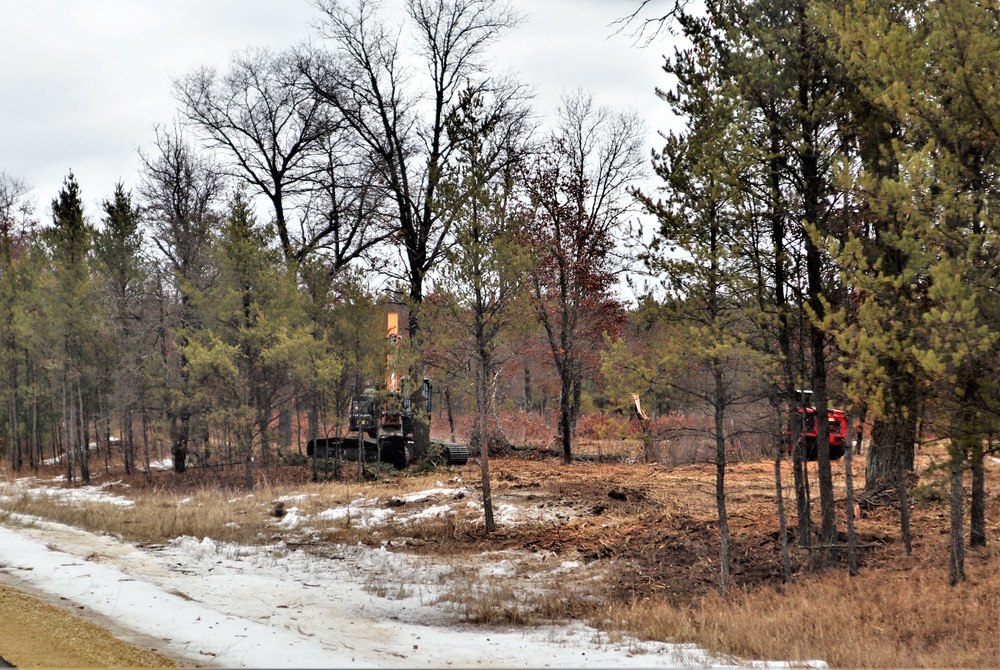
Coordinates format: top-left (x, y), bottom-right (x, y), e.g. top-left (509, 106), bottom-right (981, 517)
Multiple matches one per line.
top-left (0, 0), bottom-right (676, 220)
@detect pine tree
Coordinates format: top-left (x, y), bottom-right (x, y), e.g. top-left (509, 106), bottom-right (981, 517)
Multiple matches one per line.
top-left (433, 84), bottom-right (532, 532)
top-left (93, 183), bottom-right (147, 474)
top-left (828, 0), bottom-right (1000, 582)
top-left (45, 172), bottom-right (99, 483)
top-left (185, 191), bottom-right (337, 489)
top-left (636, 18), bottom-right (779, 592)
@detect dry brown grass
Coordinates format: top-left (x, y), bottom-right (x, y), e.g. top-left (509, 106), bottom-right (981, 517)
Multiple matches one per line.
top-left (0, 485), bottom-right (269, 545)
top-left (0, 469), bottom-right (478, 549)
top-left (597, 551), bottom-right (1000, 668)
top-left (435, 563), bottom-right (597, 626)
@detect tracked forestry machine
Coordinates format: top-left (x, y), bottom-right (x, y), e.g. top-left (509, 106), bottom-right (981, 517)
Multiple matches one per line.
top-left (306, 305), bottom-right (469, 470)
top-left (781, 389), bottom-right (848, 461)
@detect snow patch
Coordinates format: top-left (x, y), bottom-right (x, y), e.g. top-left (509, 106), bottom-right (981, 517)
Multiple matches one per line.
top-left (315, 505), bottom-right (395, 527)
top-left (275, 507), bottom-right (302, 529)
top-left (275, 493), bottom-right (316, 503)
top-left (402, 486), bottom-right (468, 503)
top-left (171, 535), bottom-right (218, 561)
top-left (0, 478), bottom-right (133, 507)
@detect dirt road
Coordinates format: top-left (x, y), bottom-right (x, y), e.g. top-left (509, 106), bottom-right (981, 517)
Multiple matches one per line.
top-left (0, 582), bottom-right (176, 668)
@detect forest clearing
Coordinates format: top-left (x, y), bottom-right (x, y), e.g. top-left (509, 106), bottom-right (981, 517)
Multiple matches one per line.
top-left (0, 425), bottom-right (997, 668)
top-left (3, 0), bottom-right (1000, 666)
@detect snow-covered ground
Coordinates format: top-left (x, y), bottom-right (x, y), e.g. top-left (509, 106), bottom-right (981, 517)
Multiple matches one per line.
top-left (0, 477), bottom-right (826, 669)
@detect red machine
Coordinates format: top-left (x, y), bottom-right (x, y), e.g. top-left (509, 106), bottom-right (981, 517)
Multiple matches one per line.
top-left (782, 392), bottom-right (847, 461)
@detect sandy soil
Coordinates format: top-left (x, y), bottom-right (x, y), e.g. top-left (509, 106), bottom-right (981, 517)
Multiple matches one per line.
top-left (0, 581), bottom-right (176, 668)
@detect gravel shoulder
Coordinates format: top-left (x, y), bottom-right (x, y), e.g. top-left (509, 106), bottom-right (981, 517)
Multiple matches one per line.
top-left (0, 579), bottom-right (177, 668)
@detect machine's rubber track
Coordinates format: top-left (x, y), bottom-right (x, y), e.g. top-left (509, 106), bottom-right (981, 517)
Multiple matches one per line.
top-left (446, 444), bottom-right (470, 466)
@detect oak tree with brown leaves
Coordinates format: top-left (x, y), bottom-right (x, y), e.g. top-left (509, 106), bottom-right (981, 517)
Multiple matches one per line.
top-left (526, 92), bottom-right (643, 464)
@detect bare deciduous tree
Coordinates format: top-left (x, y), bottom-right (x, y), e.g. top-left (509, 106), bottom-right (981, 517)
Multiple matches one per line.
top-left (301, 0), bottom-right (521, 457)
top-left (175, 49), bottom-right (327, 260)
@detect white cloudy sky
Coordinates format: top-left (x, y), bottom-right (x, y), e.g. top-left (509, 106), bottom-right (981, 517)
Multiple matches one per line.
top-left (0, 0), bottom-right (677, 218)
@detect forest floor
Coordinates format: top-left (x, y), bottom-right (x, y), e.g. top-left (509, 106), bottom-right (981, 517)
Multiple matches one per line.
top-left (0, 439), bottom-right (998, 667)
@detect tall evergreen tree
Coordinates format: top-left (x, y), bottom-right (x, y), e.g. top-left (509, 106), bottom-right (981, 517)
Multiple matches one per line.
top-left (45, 172), bottom-right (99, 483)
top-left (93, 183), bottom-right (147, 474)
top-left (827, 0), bottom-right (1000, 583)
top-left (0, 173), bottom-right (37, 471)
top-left (186, 191), bottom-right (336, 489)
top-left (636, 14), bottom-right (780, 592)
top-left (433, 84), bottom-right (532, 532)
top-left (139, 126), bottom-right (225, 473)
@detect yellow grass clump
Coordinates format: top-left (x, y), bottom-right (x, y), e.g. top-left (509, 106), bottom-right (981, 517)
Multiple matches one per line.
top-left (597, 553), bottom-right (1000, 668)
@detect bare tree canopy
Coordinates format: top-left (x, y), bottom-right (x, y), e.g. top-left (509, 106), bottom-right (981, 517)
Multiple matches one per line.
top-left (611, 0), bottom-right (691, 46)
top-left (138, 125), bottom-right (224, 296)
top-left (302, 0), bottom-right (522, 300)
top-left (0, 173), bottom-right (36, 240)
top-left (174, 48), bottom-right (334, 263)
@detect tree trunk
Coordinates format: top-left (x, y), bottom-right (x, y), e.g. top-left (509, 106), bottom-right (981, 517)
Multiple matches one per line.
top-left (8, 350), bottom-right (21, 472)
top-left (844, 417), bottom-right (859, 576)
top-left (477, 367), bottom-right (495, 533)
top-left (77, 380), bottom-right (90, 484)
top-left (141, 412), bottom-right (151, 482)
top-left (243, 419), bottom-right (255, 490)
top-left (357, 419), bottom-right (365, 483)
top-left (63, 375), bottom-right (73, 485)
top-left (713, 369), bottom-right (730, 595)
top-left (949, 456), bottom-right (966, 586)
top-left (124, 408), bottom-right (134, 475)
top-left (8, 395), bottom-right (20, 473)
top-left (774, 436), bottom-right (792, 582)
top-left (867, 405), bottom-right (917, 494)
top-left (523, 361), bottom-right (532, 414)
top-left (408, 309), bottom-right (430, 462)
top-left (797, 17), bottom-right (837, 552)
top-left (171, 412), bottom-right (189, 474)
top-left (810, 336), bottom-right (836, 551)
top-left (970, 440), bottom-right (986, 547)
top-left (30, 358), bottom-right (39, 474)
top-left (98, 390), bottom-right (110, 475)
top-left (559, 378), bottom-right (572, 464)
top-left (445, 385), bottom-right (456, 443)
top-left (768, 119), bottom-right (800, 561)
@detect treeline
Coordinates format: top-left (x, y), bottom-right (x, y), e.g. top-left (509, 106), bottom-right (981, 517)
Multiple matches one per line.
top-left (0, 0), bottom-right (642, 489)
